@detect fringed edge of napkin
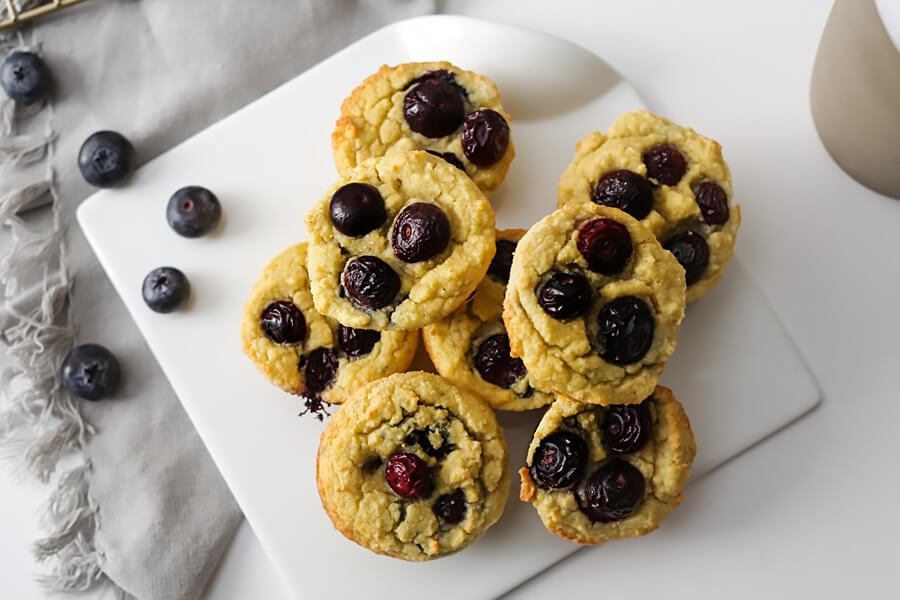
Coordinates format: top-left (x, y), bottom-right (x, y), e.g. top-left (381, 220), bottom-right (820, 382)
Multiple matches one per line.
top-left (0, 36), bottom-right (107, 594)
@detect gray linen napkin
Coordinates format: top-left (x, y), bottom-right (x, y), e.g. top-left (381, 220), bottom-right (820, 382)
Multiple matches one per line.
top-left (0, 1), bottom-right (435, 598)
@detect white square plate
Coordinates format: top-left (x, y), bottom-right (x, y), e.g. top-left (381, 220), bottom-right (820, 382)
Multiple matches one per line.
top-left (77, 15), bottom-right (820, 600)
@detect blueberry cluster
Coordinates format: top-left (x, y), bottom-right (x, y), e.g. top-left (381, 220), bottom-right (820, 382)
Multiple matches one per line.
top-left (590, 144), bottom-right (730, 286)
top-left (381, 429), bottom-right (468, 525)
top-left (530, 398), bottom-right (654, 523)
top-left (328, 182), bottom-right (455, 311)
top-left (537, 217), bottom-right (655, 366)
top-left (259, 294), bottom-right (384, 400)
top-left (402, 70), bottom-right (510, 171)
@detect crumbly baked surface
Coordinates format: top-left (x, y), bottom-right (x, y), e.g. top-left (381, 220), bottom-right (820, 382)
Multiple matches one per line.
top-left (502, 202), bottom-right (686, 405)
top-left (305, 151), bottom-right (496, 331)
top-left (423, 229), bottom-right (554, 411)
top-left (316, 371), bottom-right (510, 561)
top-left (240, 243), bottom-right (418, 403)
top-left (519, 386), bottom-right (695, 544)
top-left (558, 110), bottom-right (740, 301)
top-left (332, 61), bottom-right (515, 195)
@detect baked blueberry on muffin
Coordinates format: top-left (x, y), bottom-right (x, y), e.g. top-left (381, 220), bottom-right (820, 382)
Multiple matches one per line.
top-left (305, 151), bottom-right (496, 331)
top-left (240, 243), bottom-right (418, 403)
top-left (519, 386), bottom-right (695, 544)
top-left (502, 202), bottom-right (686, 405)
top-left (423, 229), bottom-right (554, 411)
top-left (558, 110), bottom-right (740, 301)
top-left (316, 372), bottom-right (509, 560)
top-left (332, 61), bottom-right (515, 194)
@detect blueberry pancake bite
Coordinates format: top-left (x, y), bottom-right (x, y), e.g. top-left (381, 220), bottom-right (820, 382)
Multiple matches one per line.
top-left (519, 386), bottom-right (695, 544)
top-left (305, 151), bottom-right (496, 331)
top-left (502, 202), bottom-right (685, 405)
top-left (240, 243), bottom-right (418, 403)
top-left (316, 372), bottom-right (509, 561)
top-left (558, 110), bottom-right (740, 301)
top-left (332, 61), bottom-right (515, 195)
top-left (423, 229), bottom-right (554, 411)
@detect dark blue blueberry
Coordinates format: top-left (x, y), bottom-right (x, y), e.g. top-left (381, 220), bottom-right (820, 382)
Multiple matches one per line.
top-left (0, 51), bottom-right (51, 105)
top-left (461, 109), bottom-right (510, 166)
top-left (329, 183), bottom-right (386, 237)
top-left (577, 218), bottom-right (633, 275)
top-left (474, 333), bottom-right (526, 389)
top-left (342, 256), bottom-right (400, 310)
top-left (487, 239), bottom-right (517, 284)
top-left (433, 489), bottom-right (467, 524)
top-left (663, 230), bottom-right (709, 285)
top-left (694, 182), bottom-right (729, 225)
top-left (596, 296), bottom-right (654, 365)
top-left (261, 300), bottom-right (306, 345)
top-left (591, 170), bottom-right (653, 220)
top-left (60, 343), bottom-right (120, 401)
top-left (77, 131), bottom-right (136, 188)
top-left (403, 77), bottom-right (465, 138)
top-left (537, 272), bottom-right (592, 320)
top-left (304, 347), bottom-right (338, 397)
top-left (142, 266), bottom-right (190, 313)
top-left (337, 325), bottom-right (380, 358)
top-left (576, 459), bottom-right (644, 522)
top-left (643, 144), bottom-right (687, 186)
top-left (530, 431), bottom-right (587, 489)
top-left (603, 399), bottom-right (653, 454)
top-left (166, 186), bottom-right (222, 237)
top-left (391, 202), bottom-right (450, 263)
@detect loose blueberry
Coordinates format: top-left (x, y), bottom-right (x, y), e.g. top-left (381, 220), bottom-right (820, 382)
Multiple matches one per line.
top-left (576, 459), bottom-right (644, 522)
top-left (342, 256), bottom-right (400, 310)
top-left (77, 131), bottom-right (136, 188)
top-left (473, 333), bottom-right (526, 389)
top-left (663, 230), bottom-right (709, 286)
top-left (604, 399), bottom-right (653, 454)
top-left (537, 272), bottom-right (592, 320)
top-left (60, 343), bottom-right (120, 401)
top-left (391, 202), bottom-right (450, 263)
top-left (385, 453), bottom-right (432, 499)
top-left (596, 296), bottom-right (654, 365)
top-left (433, 489), bottom-right (467, 524)
top-left (260, 300), bottom-right (306, 345)
top-left (487, 239), bottom-right (516, 284)
top-left (461, 109), bottom-right (510, 167)
top-left (643, 144), bottom-right (687, 186)
top-left (694, 181), bottom-right (729, 225)
top-left (304, 347), bottom-right (338, 396)
top-left (337, 324), bottom-right (380, 358)
top-left (142, 267), bottom-right (190, 313)
top-left (530, 431), bottom-right (587, 490)
top-left (403, 77), bottom-right (465, 138)
top-left (591, 170), bottom-right (653, 220)
top-left (425, 149), bottom-right (466, 172)
top-left (329, 183), bottom-right (386, 237)
top-left (1, 51), bottom-right (51, 104)
top-left (166, 186), bottom-right (222, 237)
top-left (577, 218), bottom-right (633, 275)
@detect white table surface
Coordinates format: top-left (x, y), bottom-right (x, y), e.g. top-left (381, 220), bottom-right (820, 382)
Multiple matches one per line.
top-left (2, 1), bottom-right (898, 598)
